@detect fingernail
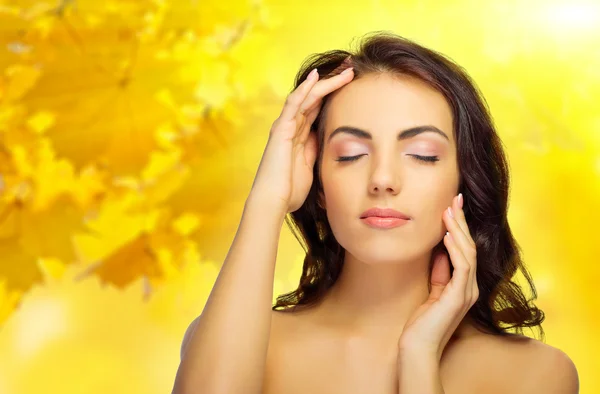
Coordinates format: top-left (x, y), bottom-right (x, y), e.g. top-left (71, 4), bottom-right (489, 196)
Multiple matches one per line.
top-left (341, 67), bottom-right (353, 75)
top-left (458, 193), bottom-right (463, 209)
top-left (447, 207), bottom-right (454, 219)
top-left (308, 68), bottom-right (318, 80)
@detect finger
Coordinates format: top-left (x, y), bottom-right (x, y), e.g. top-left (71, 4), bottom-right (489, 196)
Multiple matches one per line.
top-left (443, 231), bottom-right (472, 304)
top-left (453, 194), bottom-right (475, 246)
top-left (443, 206), bottom-right (476, 270)
top-left (295, 67), bottom-right (353, 144)
top-left (297, 67), bottom-right (354, 117)
top-left (295, 100), bottom-right (322, 145)
top-left (451, 195), bottom-right (478, 300)
top-left (278, 68), bottom-right (320, 123)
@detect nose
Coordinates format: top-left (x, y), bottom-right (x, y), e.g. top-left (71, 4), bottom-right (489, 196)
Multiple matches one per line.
top-left (368, 154), bottom-right (401, 195)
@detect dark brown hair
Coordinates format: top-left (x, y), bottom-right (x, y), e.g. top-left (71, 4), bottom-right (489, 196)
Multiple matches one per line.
top-left (272, 31), bottom-right (545, 340)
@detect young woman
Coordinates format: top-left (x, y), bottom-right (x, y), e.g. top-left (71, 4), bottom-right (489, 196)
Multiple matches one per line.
top-left (172, 32), bottom-right (579, 394)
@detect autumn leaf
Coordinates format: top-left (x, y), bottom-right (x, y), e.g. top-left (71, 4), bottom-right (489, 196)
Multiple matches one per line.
top-left (1, 0), bottom-right (272, 175)
top-left (0, 0), bottom-right (271, 322)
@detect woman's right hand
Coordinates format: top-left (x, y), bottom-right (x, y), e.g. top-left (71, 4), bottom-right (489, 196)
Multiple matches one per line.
top-left (248, 66), bottom-right (355, 213)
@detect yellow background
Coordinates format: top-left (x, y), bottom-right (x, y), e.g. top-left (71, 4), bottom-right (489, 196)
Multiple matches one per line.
top-left (0, 0), bottom-right (598, 393)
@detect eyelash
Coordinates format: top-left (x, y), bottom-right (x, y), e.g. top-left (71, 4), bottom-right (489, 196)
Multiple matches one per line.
top-left (335, 154), bottom-right (439, 163)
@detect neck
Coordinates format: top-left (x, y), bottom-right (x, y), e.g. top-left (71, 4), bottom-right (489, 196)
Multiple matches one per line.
top-left (310, 249), bottom-right (477, 340)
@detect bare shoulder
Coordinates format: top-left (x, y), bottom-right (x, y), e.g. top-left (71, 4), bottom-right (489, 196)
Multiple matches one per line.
top-left (499, 335), bottom-right (579, 393)
top-left (270, 309), bottom-right (579, 393)
top-left (461, 332), bottom-right (580, 394)
top-left (180, 314), bottom-right (202, 360)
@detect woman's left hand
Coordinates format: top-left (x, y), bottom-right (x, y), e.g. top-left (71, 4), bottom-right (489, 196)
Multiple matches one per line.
top-left (397, 193), bottom-right (479, 362)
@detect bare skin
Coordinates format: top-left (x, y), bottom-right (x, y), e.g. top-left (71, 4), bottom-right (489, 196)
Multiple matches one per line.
top-left (172, 67), bottom-right (356, 394)
top-left (180, 306), bottom-right (561, 394)
top-left (263, 308), bottom-right (559, 394)
top-left (174, 66), bottom-right (578, 394)
top-left (256, 73), bottom-right (577, 393)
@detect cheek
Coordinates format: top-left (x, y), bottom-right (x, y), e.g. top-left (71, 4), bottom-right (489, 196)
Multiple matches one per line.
top-left (407, 173), bottom-right (457, 235)
top-left (321, 171), bottom-right (352, 212)
top-left (413, 178), bottom-right (454, 206)
top-left (320, 168), bottom-right (359, 234)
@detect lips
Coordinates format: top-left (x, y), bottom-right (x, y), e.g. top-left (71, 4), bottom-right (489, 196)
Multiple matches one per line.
top-left (360, 207), bottom-right (411, 220)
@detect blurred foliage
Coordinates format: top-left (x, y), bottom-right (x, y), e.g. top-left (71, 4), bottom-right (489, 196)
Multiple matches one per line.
top-left (0, 0), bottom-right (598, 393)
top-left (0, 0), bottom-right (276, 297)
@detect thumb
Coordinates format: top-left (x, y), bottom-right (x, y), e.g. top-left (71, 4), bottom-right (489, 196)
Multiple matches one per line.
top-left (429, 252), bottom-right (451, 301)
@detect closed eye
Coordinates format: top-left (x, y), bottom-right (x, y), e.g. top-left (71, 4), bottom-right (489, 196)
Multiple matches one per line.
top-left (408, 154), bottom-right (439, 163)
top-left (335, 154), bottom-right (439, 163)
top-left (335, 154), bottom-right (366, 162)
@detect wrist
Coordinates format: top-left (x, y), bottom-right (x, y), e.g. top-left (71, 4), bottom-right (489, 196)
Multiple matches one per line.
top-left (397, 349), bottom-right (441, 381)
top-left (244, 192), bottom-right (288, 222)
top-left (397, 353), bottom-right (444, 394)
top-left (397, 344), bottom-right (440, 365)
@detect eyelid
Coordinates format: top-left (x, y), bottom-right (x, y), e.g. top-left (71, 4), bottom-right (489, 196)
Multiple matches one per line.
top-left (406, 140), bottom-right (440, 150)
top-left (335, 154), bottom-right (440, 163)
top-left (335, 154), bottom-right (367, 162)
top-left (407, 154), bottom-right (439, 163)
top-left (337, 140), bottom-right (440, 154)
top-left (335, 144), bottom-right (368, 158)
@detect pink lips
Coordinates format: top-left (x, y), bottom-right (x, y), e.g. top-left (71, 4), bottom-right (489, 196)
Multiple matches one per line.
top-left (360, 207), bottom-right (411, 229)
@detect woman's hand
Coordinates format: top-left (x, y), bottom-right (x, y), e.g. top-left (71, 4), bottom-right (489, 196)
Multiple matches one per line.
top-left (397, 193), bottom-right (479, 362)
top-left (248, 66), bottom-right (354, 213)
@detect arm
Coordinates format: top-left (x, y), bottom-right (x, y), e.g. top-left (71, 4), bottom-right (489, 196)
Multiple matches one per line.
top-left (172, 196), bottom-right (287, 394)
top-left (179, 315), bottom-right (201, 361)
top-left (172, 62), bottom-right (351, 394)
top-left (397, 350), bottom-right (444, 394)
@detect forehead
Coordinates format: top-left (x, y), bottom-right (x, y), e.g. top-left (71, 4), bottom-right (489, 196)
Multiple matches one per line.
top-left (324, 73), bottom-right (454, 142)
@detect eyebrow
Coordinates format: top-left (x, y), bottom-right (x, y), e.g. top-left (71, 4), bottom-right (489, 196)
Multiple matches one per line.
top-left (327, 125), bottom-right (450, 143)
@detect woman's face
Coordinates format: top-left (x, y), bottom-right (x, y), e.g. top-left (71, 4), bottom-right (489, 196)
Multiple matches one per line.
top-left (318, 72), bottom-right (459, 265)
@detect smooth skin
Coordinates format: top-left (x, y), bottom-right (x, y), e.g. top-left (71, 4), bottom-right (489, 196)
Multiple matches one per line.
top-left (173, 67), bottom-right (579, 394)
top-left (250, 66), bottom-right (355, 213)
top-left (397, 192), bottom-right (479, 393)
top-left (171, 68), bottom-right (355, 394)
top-left (399, 193), bottom-right (479, 360)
